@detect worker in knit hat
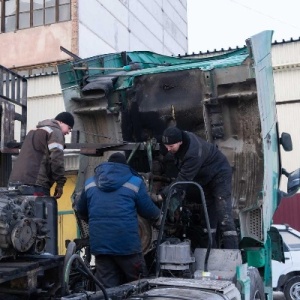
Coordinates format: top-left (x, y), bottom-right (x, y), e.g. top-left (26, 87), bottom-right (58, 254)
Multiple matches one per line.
top-left (9, 112), bottom-right (75, 199)
top-left (153, 126), bottom-right (238, 250)
top-left (76, 152), bottom-right (160, 288)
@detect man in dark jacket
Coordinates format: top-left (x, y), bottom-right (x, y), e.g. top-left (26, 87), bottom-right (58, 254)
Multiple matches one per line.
top-left (9, 112), bottom-right (74, 199)
top-left (158, 126), bottom-right (238, 249)
top-left (76, 152), bottom-right (160, 288)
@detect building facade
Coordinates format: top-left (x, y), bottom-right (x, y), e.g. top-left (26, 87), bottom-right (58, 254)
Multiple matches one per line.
top-left (0, 0), bottom-right (188, 70)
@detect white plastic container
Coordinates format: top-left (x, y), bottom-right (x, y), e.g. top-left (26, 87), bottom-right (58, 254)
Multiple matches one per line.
top-left (159, 239), bottom-right (195, 264)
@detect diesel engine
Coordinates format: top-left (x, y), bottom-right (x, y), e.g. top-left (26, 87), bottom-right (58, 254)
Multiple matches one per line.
top-left (0, 188), bottom-right (57, 259)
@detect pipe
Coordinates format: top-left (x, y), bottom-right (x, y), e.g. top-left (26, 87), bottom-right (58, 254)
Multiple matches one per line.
top-left (127, 143), bottom-right (141, 164)
top-left (62, 253), bottom-right (109, 300)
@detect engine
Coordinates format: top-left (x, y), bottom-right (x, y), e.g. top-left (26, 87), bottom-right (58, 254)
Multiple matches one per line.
top-left (0, 189), bottom-right (55, 259)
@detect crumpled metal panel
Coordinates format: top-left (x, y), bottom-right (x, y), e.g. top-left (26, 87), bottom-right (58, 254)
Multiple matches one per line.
top-left (120, 68), bottom-right (205, 143)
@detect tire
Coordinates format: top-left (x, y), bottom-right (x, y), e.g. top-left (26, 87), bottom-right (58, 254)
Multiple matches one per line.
top-left (284, 275), bottom-right (300, 300)
top-left (248, 267), bottom-right (265, 300)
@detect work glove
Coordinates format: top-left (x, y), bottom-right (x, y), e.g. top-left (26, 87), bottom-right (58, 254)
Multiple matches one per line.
top-left (54, 185), bottom-right (63, 199)
top-left (168, 195), bottom-right (182, 223)
top-left (161, 184), bottom-right (177, 199)
top-left (150, 193), bottom-right (164, 203)
top-left (152, 213), bottom-right (163, 228)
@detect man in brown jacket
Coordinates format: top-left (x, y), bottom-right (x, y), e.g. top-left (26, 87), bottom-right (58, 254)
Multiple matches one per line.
top-left (9, 112), bottom-right (74, 199)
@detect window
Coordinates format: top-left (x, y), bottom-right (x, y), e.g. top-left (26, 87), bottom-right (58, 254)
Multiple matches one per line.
top-left (0, 0), bottom-right (71, 33)
top-left (280, 230), bottom-right (300, 250)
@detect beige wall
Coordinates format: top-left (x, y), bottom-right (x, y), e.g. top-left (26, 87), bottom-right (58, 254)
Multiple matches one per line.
top-left (0, 22), bottom-right (73, 69)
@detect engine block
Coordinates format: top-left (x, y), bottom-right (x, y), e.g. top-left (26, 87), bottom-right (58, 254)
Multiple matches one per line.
top-left (0, 190), bottom-right (57, 259)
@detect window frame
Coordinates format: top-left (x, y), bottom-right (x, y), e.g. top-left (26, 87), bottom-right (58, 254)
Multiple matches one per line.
top-left (0, 0), bottom-right (71, 33)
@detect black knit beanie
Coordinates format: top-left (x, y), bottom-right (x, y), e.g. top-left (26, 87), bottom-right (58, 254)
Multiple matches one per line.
top-left (162, 127), bottom-right (182, 145)
top-left (108, 153), bottom-right (127, 164)
top-left (55, 112), bottom-right (74, 128)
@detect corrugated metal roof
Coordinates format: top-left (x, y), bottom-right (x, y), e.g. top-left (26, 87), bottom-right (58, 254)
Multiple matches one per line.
top-left (24, 74), bottom-right (67, 131)
top-left (14, 85), bottom-right (67, 141)
top-left (272, 41), bottom-right (300, 68)
top-left (64, 154), bottom-right (79, 171)
top-left (272, 42), bottom-right (300, 227)
top-left (27, 73), bottom-right (61, 97)
top-left (276, 103), bottom-right (300, 180)
top-left (13, 75), bottom-right (76, 171)
top-left (182, 37), bottom-right (300, 58)
top-left (27, 94), bottom-right (66, 131)
top-left (273, 68), bottom-right (300, 101)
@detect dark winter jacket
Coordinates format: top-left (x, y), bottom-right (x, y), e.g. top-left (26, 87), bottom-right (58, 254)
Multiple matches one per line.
top-left (9, 119), bottom-right (66, 190)
top-left (76, 162), bottom-right (160, 256)
top-left (162, 131), bottom-right (232, 197)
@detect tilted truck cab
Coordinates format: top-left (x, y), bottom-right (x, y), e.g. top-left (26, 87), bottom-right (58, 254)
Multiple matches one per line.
top-left (56, 30), bottom-right (300, 299)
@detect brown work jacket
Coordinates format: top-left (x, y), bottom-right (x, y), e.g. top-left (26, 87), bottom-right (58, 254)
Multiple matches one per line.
top-left (9, 119), bottom-right (66, 190)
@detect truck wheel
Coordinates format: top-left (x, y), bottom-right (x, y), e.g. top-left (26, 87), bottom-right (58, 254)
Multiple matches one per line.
top-left (248, 267), bottom-right (265, 300)
top-left (284, 276), bottom-right (300, 300)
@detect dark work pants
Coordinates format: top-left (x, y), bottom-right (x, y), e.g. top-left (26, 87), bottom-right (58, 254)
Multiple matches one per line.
top-left (200, 175), bottom-right (238, 249)
top-left (95, 253), bottom-right (148, 288)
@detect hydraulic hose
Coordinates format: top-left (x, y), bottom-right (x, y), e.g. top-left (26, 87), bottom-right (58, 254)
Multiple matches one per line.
top-left (146, 140), bottom-right (154, 193)
top-left (62, 253), bottom-right (109, 300)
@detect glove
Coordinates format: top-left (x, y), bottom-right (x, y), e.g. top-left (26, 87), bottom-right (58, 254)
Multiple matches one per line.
top-left (153, 213), bottom-right (163, 228)
top-left (150, 193), bottom-right (163, 203)
top-left (161, 185), bottom-right (180, 199)
top-left (54, 185), bottom-right (63, 199)
top-left (168, 194), bottom-right (182, 223)
top-left (161, 185), bottom-right (169, 199)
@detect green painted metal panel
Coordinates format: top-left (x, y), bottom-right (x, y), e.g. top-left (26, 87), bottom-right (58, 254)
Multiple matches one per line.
top-left (58, 48), bottom-right (248, 90)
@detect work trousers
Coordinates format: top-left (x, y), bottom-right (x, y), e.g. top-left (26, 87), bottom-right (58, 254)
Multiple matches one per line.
top-left (95, 253), bottom-right (147, 288)
top-left (200, 175), bottom-right (238, 249)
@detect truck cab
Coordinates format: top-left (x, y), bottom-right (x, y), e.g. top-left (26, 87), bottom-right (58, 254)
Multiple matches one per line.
top-left (56, 30), bottom-right (300, 299)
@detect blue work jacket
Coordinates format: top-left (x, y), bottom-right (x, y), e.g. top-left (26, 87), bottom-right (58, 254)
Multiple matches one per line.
top-left (76, 162), bottom-right (160, 255)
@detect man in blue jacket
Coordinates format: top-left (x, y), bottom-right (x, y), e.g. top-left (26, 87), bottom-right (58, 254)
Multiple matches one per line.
top-left (76, 152), bottom-right (160, 288)
top-left (157, 126), bottom-right (238, 249)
